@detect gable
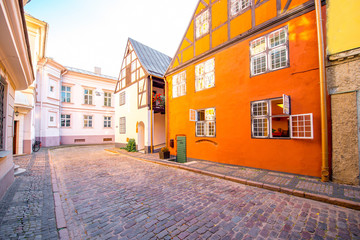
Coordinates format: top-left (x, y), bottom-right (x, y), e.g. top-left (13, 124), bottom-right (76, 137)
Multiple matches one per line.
top-left (115, 40), bottom-right (147, 93)
top-left (166, 0), bottom-right (313, 75)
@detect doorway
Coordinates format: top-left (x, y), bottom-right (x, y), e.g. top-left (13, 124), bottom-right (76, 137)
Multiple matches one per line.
top-left (137, 121), bottom-right (145, 151)
top-left (176, 136), bottom-right (187, 163)
top-left (13, 120), bottom-right (19, 154)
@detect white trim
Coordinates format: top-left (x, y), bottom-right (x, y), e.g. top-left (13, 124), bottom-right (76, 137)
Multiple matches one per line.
top-left (189, 109), bottom-right (197, 121)
top-left (290, 113), bottom-right (314, 139)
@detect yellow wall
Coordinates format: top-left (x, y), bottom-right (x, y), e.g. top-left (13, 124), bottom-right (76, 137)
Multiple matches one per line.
top-left (327, 0), bottom-right (360, 54)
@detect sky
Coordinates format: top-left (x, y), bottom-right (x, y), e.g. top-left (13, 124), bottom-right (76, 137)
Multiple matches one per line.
top-left (25, 0), bottom-right (196, 78)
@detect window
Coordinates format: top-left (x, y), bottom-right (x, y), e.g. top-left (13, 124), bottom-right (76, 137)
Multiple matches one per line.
top-left (250, 27), bottom-right (289, 76)
top-left (50, 86), bottom-right (54, 92)
top-left (119, 117), bottom-right (126, 134)
top-left (84, 89), bottom-right (93, 105)
top-left (61, 86), bottom-right (71, 103)
top-left (195, 9), bottom-right (209, 39)
top-left (104, 116), bottom-right (111, 128)
top-left (84, 115), bottom-right (93, 127)
top-left (230, 0), bottom-right (251, 16)
top-left (195, 108), bottom-right (216, 137)
top-left (50, 116), bottom-right (54, 122)
top-left (291, 114), bottom-right (313, 139)
top-left (119, 92), bottom-right (125, 105)
top-left (251, 97), bottom-right (313, 139)
top-left (195, 58), bottom-right (215, 91)
top-left (173, 71), bottom-right (186, 98)
top-left (61, 114), bottom-right (71, 127)
top-left (0, 80), bottom-right (4, 150)
top-left (104, 92), bottom-right (112, 107)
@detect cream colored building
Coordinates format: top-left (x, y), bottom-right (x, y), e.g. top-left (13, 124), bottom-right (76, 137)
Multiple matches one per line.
top-left (0, 0), bottom-right (34, 199)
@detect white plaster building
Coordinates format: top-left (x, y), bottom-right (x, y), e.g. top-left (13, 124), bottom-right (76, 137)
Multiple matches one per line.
top-left (13, 14), bottom-right (47, 155)
top-left (35, 58), bottom-right (117, 146)
top-left (0, 0), bottom-right (34, 199)
top-left (114, 38), bottom-right (171, 153)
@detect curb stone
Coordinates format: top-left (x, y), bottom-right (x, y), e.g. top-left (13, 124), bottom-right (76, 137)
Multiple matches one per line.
top-left (48, 150), bottom-right (71, 240)
top-left (105, 149), bottom-right (360, 211)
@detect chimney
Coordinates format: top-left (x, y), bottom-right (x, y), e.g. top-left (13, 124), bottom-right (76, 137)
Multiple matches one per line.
top-left (94, 67), bottom-right (101, 75)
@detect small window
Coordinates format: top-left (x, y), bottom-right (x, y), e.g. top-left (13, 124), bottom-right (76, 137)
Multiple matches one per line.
top-left (119, 117), bottom-right (126, 134)
top-left (84, 89), bottom-right (93, 105)
top-left (251, 97), bottom-right (313, 139)
top-left (61, 86), bottom-right (71, 103)
top-left (50, 86), bottom-right (54, 92)
top-left (173, 71), bottom-right (186, 98)
top-left (291, 114), bottom-right (313, 139)
top-left (119, 92), bottom-right (125, 106)
top-left (195, 108), bottom-right (216, 137)
top-left (104, 116), bottom-right (112, 128)
top-left (84, 115), bottom-right (93, 128)
top-left (61, 114), bottom-right (71, 127)
top-left (104, 92), bottom-right (112, 107)
top-left (50, 116), bottom-right (54, 122)
top-left (230, 0), bottom-right (251, 16)
top-left (250, 26), bottom-right (289, 76)
top-left (131, 61), bottom-right (137, 72)
top-left (195, 9), bottom-right (209, 39)
top-left (195, 58), bottom-right (215, 92)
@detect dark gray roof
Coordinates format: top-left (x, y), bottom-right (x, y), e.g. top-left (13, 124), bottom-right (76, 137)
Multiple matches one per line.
top-left (129, 38), bottom-right (172, 78)
top-left (66, 67), bottom-right (117, 80)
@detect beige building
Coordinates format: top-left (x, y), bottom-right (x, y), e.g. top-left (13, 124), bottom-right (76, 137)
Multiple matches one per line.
top-left (327, 0), bottom-right (360, 185)
top-left (0, 0), bottom-right (34, 199)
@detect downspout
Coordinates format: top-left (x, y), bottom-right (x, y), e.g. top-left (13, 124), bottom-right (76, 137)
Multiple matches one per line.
top-left (165, 78), bottom-right (168, 148)
top-left (315, 0), bottom-right (329, 182)
top-left (150, 75), bottom-right (153, 153)
top-left (39, 58), bottom-right (48, 143)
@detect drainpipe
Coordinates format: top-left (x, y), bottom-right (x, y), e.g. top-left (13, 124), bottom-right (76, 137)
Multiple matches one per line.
top-left (315, 0), bottom-right (329, 182)
top-left (150, 75), bottom-right (153, 153)
top-left (164, 78), bottom-right (168, 148)
top-left (39, 58), bottom-right (48, 144)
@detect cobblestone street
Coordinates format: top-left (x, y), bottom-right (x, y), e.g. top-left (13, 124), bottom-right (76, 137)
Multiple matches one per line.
top-left (0, 150), bottom-right (58, 239)
top-left (49, 145), bottom-right (360, 240)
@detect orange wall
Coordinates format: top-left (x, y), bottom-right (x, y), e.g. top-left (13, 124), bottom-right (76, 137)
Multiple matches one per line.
top-left (167, 10), bottom-right (323, 177)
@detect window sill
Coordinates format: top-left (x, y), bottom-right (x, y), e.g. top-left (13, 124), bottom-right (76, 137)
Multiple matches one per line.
top-left (0, 150), bottom-right (11, 158)
top-left (61, 102), bottom-right (74, 104)
top-left (82, 104), bottom-right (95, 106)
top-left (103, 106), bottom-right (114, 108)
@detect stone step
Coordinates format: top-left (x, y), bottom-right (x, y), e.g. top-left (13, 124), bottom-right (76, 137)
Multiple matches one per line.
top-left (14, 168), bottom-right (26, 176)
top-left (14, 164), bottom-right (20, 170)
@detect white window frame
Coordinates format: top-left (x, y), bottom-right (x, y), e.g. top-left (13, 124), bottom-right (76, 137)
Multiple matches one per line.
top-left (230, 0), bottom-right (251, 17)
top-left (290, 113), bottom-right (313, 139)
top-left (104, 116), bottom-right (112, 128)
top-left (251, 98), bottom-right (314, 139)
top-left (84, 115), bottom-right (93, 128)
top-left (195, 9), bottom-right (210, 39)
top-left (195, 58), bottom-right (215, 92)
top-left (119, 91), bottom-right (126, 106)
top-left (84, 89), bottom-right (93, 105)
top-left (104, 92), bottom-right (112, 107)
top-left (61, 86), bottom-right (71, 103)
top-left (119, 117), bottom-right (126, 134)
top-left (61, 114), bottom-right (71, 127)
top-left (250, 26), bottom-right (289, 76)
top-left (172, 71), bottom-right (186, 98)
top-left (195, 108), bottom-right (216, 137)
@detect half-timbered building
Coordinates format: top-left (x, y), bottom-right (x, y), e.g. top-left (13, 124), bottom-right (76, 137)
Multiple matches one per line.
top-left (165, 0), bottom-right (328, 177)
top-left (114, 38), bottom-right (171, 153)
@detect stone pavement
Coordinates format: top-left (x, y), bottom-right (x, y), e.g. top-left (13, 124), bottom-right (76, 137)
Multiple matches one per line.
top-left (0, 149), bottom-right (58, 240)
top-left (108, 148), bottom-right (360, 210)
top-left (49, 145), bottom-right (360, 239)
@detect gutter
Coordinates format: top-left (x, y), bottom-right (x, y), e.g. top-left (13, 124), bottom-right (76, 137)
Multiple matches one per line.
top-left (315, 0), bottom-right (329, 182)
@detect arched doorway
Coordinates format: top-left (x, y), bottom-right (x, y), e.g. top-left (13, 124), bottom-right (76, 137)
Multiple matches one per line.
top-left (137, 121), bottom-right (145, 151)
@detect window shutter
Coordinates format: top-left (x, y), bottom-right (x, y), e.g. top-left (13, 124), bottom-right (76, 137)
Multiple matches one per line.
top-left (189, 109), bottom-right (197, 121)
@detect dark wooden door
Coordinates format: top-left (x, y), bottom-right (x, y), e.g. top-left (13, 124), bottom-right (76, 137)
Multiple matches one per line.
top-left (176, 136), bottom-right (187, 163)
top-left (13, 120), bottom-right (18, 154)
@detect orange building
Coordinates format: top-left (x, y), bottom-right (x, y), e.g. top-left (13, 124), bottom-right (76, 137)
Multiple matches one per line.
top-left (165, 0), bottom-right (328, 177)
